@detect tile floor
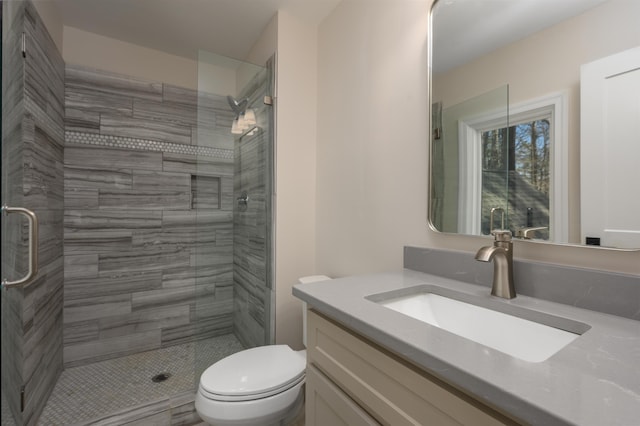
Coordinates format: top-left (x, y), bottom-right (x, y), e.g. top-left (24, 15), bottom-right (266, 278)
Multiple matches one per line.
top-left (2, 334), bottom-right (244, 425)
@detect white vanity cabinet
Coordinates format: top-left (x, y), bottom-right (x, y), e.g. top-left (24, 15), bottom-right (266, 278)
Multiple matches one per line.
top-left (305, 309), bottom-right (521, 426)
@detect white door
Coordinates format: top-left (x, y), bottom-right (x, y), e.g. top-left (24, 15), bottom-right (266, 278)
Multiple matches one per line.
top-left (581, 47), bottom-right (640, 249)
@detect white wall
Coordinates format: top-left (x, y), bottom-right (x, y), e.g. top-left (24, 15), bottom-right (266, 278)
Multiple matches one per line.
top-left (315, 0), bottom-right (638, 279)
top-left (274, 11), bottom-right (318, 348)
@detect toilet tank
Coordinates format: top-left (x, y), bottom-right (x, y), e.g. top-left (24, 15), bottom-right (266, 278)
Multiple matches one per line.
top-left (298, 275), bottom-right (331, 347)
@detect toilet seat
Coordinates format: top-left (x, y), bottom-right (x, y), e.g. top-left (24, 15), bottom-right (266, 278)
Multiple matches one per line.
top-left (199, 345), bottom-right (306, 402)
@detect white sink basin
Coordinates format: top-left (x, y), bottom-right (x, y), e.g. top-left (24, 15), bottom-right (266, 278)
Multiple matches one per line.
top-left (377, 291), bottom-right (586, 362)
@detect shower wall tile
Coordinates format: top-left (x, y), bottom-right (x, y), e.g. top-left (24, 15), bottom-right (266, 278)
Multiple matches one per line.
top-left (98, 248), bottom-right (192, 273)
top-left (133, 98), bottom-right (197, 127)
top-left (161, 313), bottom-right (233, 347)
top-left (100, 115), bottom-right (192, 145)
top-left (162, 152), bottom-right (234, 176)
top-left (64, 254), bottom-right (99, 279)
top-left (64, 188), bottom-right (99, 209)
top-left (63, 330), bottom-right (162, 367)
top-left (161, 264), bottom-right (232, 289)
top-left (64, 294), bottom-right (132, 323)
top-left (65, 145), bottom-right (163, 171)
top-left (63, 320), bottom-right (100, 345)
top-left (65, 65), bottom-right (163, 102)
top-left (64, 271), bottom-right (162, 300)
top-left (65, 89), bottom-right (134, 117)
top-left (65, 165), bottom-right (133, 190)
top-left (98, 189), bottom-right (191, 210)
top-left (132, 170), bottom-right (191, 191)
top-left (163, 84), bottom-right (198, 105)
top-left (65, 210), bottom-right (162, 230)
top-left (64, 107), bottom-right (101, 133)
top-left (64, 230), bottom-right (133, 254)
top-left (99, 305), bottom-right (191, 339)
top-left (64, 65), bottom-right (237, 366)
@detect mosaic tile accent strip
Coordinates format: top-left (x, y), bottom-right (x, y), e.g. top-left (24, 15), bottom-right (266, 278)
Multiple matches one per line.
top-left (66, 131), bottom-right (234, 159)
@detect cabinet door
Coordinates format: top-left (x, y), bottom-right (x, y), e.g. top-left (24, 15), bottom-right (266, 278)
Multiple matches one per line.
top-left (308, 309), bottom-right (518, 426)
top-left (306, 365), bottom-right (380, 426)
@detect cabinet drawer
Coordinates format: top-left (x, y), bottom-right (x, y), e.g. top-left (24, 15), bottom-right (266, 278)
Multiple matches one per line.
top-left (306, 364), bottom-right (381, 426)
top-left (307, 309), bottom-right (518, 426)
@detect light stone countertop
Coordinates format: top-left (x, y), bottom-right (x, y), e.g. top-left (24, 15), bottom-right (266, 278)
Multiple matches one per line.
top-left (293, 270), bottom-right (640, 426)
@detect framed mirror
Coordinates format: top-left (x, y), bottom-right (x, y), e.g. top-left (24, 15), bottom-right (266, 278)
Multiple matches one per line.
top-left (429, 0), bottom-right (640, 250)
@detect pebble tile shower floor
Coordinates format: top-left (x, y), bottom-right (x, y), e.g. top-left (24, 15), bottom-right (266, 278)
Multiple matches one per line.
top-left (15, 334), bottom-right (244, 425)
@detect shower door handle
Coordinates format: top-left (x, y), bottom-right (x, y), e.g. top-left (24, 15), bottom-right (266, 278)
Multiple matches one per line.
top-left (1, 205), bottom-right (39, 289)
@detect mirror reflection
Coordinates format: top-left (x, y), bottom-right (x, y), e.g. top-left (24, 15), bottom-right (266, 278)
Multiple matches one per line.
top-left (430, 0), bottom-right (640, 249)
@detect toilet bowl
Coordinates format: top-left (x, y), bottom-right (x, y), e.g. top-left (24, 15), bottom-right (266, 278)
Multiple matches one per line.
top-left (195, 275), bottom-right (331, 426)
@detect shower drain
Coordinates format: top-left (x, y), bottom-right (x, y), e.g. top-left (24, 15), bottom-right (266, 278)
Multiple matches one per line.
top-left (151, 372), bottom-right (171, 383)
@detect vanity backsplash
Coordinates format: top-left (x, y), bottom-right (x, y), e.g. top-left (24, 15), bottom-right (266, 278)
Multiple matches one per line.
top-left (404, 247), bottom-right (640, 321)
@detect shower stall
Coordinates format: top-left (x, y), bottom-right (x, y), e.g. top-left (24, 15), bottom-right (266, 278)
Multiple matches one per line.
top-left (1, 1), bottom-right (275, 424)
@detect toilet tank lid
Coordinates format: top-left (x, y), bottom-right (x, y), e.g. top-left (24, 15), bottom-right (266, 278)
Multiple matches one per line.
top-left (200, 345), bottom-right (305, 397)
top-left (298, 275), bottom-right (331, 284)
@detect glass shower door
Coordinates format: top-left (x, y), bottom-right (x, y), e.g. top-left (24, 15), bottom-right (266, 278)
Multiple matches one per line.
top-left (194, 51), bottom-right (275, 382)
top-left (2, 1), bottom-right (32, 424)
top-left (2, 1), bottom-right (26, 423)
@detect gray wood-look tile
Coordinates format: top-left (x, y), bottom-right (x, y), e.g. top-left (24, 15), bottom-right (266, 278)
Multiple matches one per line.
top-left (98, 248), bottom-right (191, 273)
top-left (162, 84), bottom-right (198, 106)
top-left (65, 145), bottom-right (163, 171)
top-left (66, 65), bottom-right (163, 101)
top-left (63, 330), bottom-right (162, 367)
top-left (60, 62), bottom-right (275, 369)
top-left (65, 210), bottom-right (162, 230)
top-left (132, 170), bottom-right (191, 191)
top-left (133, 98), bottom-right (197, 127)
top-left (64, 230), bottom-right (133, 254)
top-left (64, 254), bottom-right (99, 279)
top-left (99, 305), bottom-right (191, 339)
top-left (63, 320), bottom-right (100, 345)
top-left (162, 152), bottom-right (233, 175)
top-left (64, 188), bottom-right (100, 209)
top-left (64, 293), bottom-right (132, 323)
top-left (65, 107), bottom-right (101, 133)
top-left (161, 264), bottom-right (232, 290)
top-left (65, 165), bottom-right (133, 190)
top-left (64, 271), bottom-right (162, 300)
top-left (161, 313), bottom-right (233, 347)
top-left (100, 115), bottom-right (192, 145)
top-left (98, 189), bottom-right (191, 210)
top-left (65, 88), bottom-right (134, 117)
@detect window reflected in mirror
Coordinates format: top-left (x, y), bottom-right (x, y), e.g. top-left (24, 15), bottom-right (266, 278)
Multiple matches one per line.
top-left (428, 0), bottom-right (640, 250)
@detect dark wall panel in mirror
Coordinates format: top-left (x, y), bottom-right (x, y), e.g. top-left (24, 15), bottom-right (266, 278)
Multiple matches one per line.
top-left (429, 0), bottom-right (640, 249)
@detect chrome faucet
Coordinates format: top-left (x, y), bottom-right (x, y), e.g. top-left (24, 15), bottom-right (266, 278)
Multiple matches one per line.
top-left (475, 230), bottom-right (516, 299)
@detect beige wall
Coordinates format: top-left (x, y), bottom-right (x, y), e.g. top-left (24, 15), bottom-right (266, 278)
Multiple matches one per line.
top-left (273, 11), bottom-right (319, 349)
top-left (32, 0), bottom-right (63, 52)
top-left (62, 26), bottom-right (199, 90)
top-left (314, 0), bottom-right (638, 283)
top-left (433, 0), bottom-right (640, 244)
top-left (316, 0), bottom-right (431, 278)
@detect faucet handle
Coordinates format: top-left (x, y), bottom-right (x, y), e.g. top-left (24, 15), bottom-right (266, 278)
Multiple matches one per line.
top-left (492, 230), bottom-right (512, 242)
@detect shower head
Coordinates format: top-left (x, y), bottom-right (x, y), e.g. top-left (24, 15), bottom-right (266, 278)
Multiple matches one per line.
top-left (227, 96), bottom-right (248, 115)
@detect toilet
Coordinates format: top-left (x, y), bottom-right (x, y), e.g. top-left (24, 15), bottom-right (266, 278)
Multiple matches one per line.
top-left (195, 275), bottom-right (331, 426)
